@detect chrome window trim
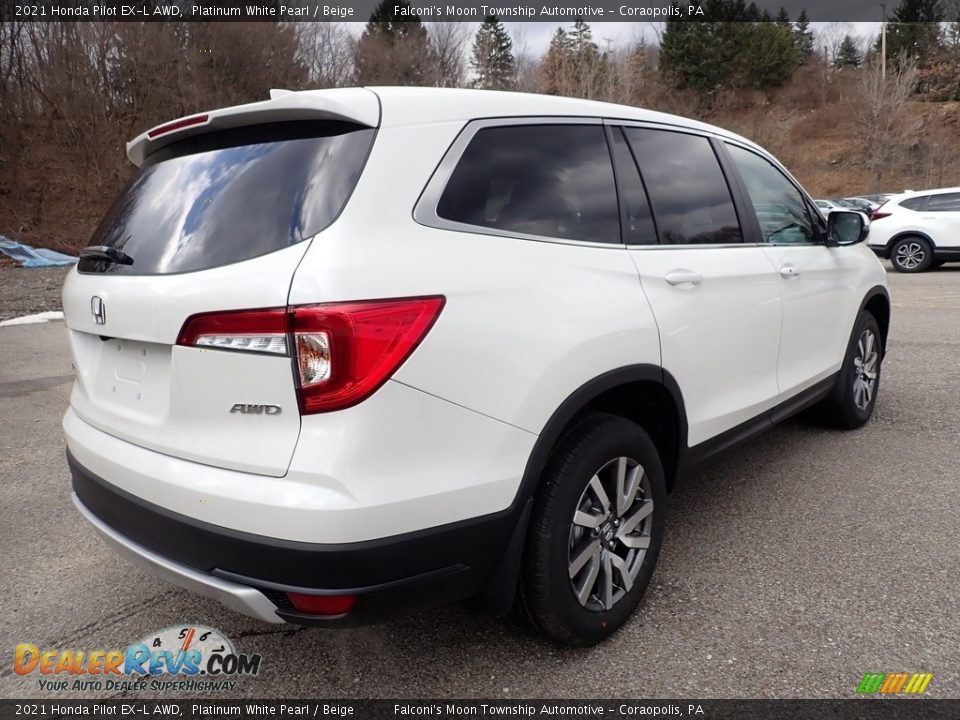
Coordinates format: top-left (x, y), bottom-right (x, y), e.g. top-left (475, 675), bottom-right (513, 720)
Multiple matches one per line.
top-left (413, 116), bottom-right (625, 249)
top-left (627, 242), bottom-right (759, 250)
top-left (414, 115), bottom-right (825, 252)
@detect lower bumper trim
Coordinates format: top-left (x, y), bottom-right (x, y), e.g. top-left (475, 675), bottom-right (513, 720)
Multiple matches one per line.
top-left (72, 492), bottom-right (283, 624)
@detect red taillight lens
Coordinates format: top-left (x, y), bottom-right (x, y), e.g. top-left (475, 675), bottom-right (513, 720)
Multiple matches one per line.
top-left (871, 203), bottom-right (890, 221)
top-left (177, 296), bottom-right (444, 415)
top-left (147, 113), bottom-right (210, 139)
top-left (177, 307), bottom-right (289, 355)
top-left (286, 593), bottom-right (355, 616)
top-left (292, 297), bottom-right (445, 414)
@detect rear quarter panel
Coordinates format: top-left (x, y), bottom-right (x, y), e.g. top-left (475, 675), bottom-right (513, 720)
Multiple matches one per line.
top-left (288, 122), bottom-right (661, 436)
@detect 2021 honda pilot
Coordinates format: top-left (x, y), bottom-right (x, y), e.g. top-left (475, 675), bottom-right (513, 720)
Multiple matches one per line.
top-left (63, 87), bottom-right (890, 646)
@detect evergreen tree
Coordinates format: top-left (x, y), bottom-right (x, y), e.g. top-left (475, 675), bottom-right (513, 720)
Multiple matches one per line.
top-left (354, 0), bottom-right (431, 85)
top-left (834, 34), bottom-right (863, 67)
top-left (883, 0), bottom-right (945, 66)
top-left (470, 16), bottom-right (516, 90)
top-left (364, 0), bottom-right (427, 41)
top-left (569, 19), bottom-right (598, 58)
top-left (538, 20), bottom-right (611, 98)
top-left (660, 8), bottom-right (731, 91)
top-left (775, 6), bottom-right (791, 25)
top-left (540, 27), bottom-right (572, 95)
top-left (793, 10), bottom-right (815, 64)
top-left (568, 19), bottom-right (611, 97)
top-left (660, 0), bottom-right (799, 91)
top-left (740, 23), bottom-right (801, 87)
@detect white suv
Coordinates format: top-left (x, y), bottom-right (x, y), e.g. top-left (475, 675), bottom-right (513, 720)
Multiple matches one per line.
top-left (867, 187), bottom-right (960, 272)
top-left (63, 88), bottom-right (890, 646)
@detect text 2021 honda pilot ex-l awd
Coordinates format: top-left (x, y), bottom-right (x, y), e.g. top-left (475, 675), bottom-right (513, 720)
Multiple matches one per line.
top-left (63, 87), bottom-right (890, 646)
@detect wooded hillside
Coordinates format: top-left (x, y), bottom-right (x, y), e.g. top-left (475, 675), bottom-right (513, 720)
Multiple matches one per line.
top-left (2, 7), bottom-right (959, 250)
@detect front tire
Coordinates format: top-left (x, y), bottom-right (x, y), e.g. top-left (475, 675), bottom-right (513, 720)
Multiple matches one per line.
top-left (820, 311), bottom-right (882, 429)
top-left (890, 237), bottom-right (932, 273)
top-left (520, 414), bottom-right (666, 646)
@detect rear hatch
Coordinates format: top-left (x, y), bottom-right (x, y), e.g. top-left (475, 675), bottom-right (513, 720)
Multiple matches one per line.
top-left (63, 93), bottom-right (378, 477)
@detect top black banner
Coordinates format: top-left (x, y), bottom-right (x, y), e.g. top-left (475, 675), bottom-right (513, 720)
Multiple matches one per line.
top-left (1, 0), bottom-right (897, 22)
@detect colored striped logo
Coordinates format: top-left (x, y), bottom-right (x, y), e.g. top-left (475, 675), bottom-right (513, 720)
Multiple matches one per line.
top-left (856, 673), bottom-right (932, 695)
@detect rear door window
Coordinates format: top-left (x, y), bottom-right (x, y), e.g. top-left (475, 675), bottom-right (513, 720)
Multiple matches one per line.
top-left (624, 128), bottom-right (742, 245)
top-left (928, 193), bottom-right (960, 211)
top-left (436, 124), bottom-right (620, 244)
top-left (79, 121), bottom-right (375, 275)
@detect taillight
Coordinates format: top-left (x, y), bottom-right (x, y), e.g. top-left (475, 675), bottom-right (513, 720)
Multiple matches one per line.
top-left (871, 203), bottom-right (890, 221)
top-left (291, 297), bottom-right (445, 414)
top-left (176, 307), bottom-right (288, 355)
top-left (177, 297), bottom-right (444, 415)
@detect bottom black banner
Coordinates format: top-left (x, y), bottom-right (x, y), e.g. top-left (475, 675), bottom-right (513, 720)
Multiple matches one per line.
top-left (0, 700), bottom-right (956, 720)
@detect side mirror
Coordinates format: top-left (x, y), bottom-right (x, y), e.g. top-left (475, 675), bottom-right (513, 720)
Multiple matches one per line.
top-left (826, 210), bottom-right (869, 247)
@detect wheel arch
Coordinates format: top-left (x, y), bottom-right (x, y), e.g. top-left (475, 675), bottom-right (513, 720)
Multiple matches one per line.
top-left (518, 366), bottom-right (688, 500)
top-left (483, 366), bottom-right (688, 611)
top-left (859, 285), bottom-right (891, 355)
top-left (887, 230), bottom-right (936, 250)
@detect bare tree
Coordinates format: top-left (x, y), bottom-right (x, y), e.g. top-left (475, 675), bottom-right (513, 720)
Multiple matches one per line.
top-left (816, 22), bottom-right (856, 64)
top-left (427, 22), bottom-right (468, 87)
top-left (510, 25), bottom-right (538, 92)
top-left (856, 56), bottom-right (919, 177)
top-left (296, 23), bottom-right (354, 89)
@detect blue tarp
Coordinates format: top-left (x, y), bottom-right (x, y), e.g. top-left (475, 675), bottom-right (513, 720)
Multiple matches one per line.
top-left (0, 237), bottom-right (78, 268)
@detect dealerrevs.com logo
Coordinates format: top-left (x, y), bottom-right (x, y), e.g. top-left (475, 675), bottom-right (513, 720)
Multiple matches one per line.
top-left (14, 625), bottom-right (262, 693)
top-left (856, 672), bottom-right (933, 696)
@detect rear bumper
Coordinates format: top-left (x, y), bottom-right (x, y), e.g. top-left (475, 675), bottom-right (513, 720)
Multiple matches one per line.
top-left (69, 451), bottom-right (526, 626)
top-left (868, 245), bottom-right (888, 259)
top-left (72, 491), bottom-right (283, 624)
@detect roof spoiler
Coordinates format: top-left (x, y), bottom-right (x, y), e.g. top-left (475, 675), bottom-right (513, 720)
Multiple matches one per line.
top-left (126, 88), bottom-right (380, 166)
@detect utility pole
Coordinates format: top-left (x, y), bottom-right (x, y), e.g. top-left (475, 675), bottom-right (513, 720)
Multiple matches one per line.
top-left (880, 2), bottom-right (887, 80)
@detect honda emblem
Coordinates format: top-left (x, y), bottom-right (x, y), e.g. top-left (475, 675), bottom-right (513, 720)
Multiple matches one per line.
top-left (91, 296), bottom-right (106, 325)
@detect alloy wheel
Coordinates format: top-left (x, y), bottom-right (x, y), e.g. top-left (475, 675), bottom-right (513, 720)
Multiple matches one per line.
top-left (567, 456), bottom-right (654, 611)
top-left (895, 242), bottom-right (925, 270)
top-left (852, 328), bottom-right (879, 412)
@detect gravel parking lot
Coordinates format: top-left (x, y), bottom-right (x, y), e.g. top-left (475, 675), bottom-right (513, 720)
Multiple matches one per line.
top-left (1, 263), bottom-right (958, 700)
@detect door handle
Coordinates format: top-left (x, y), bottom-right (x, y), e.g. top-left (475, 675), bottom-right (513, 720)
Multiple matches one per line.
top-left (779, 265), bottom-right (800, 279)
top-left (665, 270), bottom-right (702, 286)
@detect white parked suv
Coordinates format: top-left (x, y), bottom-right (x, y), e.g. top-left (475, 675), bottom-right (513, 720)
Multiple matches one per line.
top-left (63, 88), bottom-right (890, 646)
top-left (867, 187), bottom-right (960, 272)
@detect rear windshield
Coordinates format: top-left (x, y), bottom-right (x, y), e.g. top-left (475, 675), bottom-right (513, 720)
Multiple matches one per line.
top-left (79, 121), bottom-right (375, 275)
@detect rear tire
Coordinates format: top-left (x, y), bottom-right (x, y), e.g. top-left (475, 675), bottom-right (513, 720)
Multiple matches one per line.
top-left (520, 414), bottom-right (666, 646)
top-left (890, 236), bottom-right (932, 273)
top-left (820, 312), bottom-right (882, 429)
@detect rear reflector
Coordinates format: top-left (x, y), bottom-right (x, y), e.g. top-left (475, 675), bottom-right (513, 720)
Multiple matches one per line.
top-left (147, 114), bottom-right (210, 139)
top-left (286, 593), bottom-right (355, 616)
top-left (177, 297), bottom-right (444, 414)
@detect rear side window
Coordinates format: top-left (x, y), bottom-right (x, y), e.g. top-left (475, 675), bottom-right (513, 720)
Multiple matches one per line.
top-left (436, 124), bottom-right (620, 244)
top-left (928, 192), bottom-right (960, 211)
top-left (900, 196), bottom-right (928, 211)
top-left (79, 121), bottom-right (375, 275)
top-left (624, 128), bottom-right (742, 245)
